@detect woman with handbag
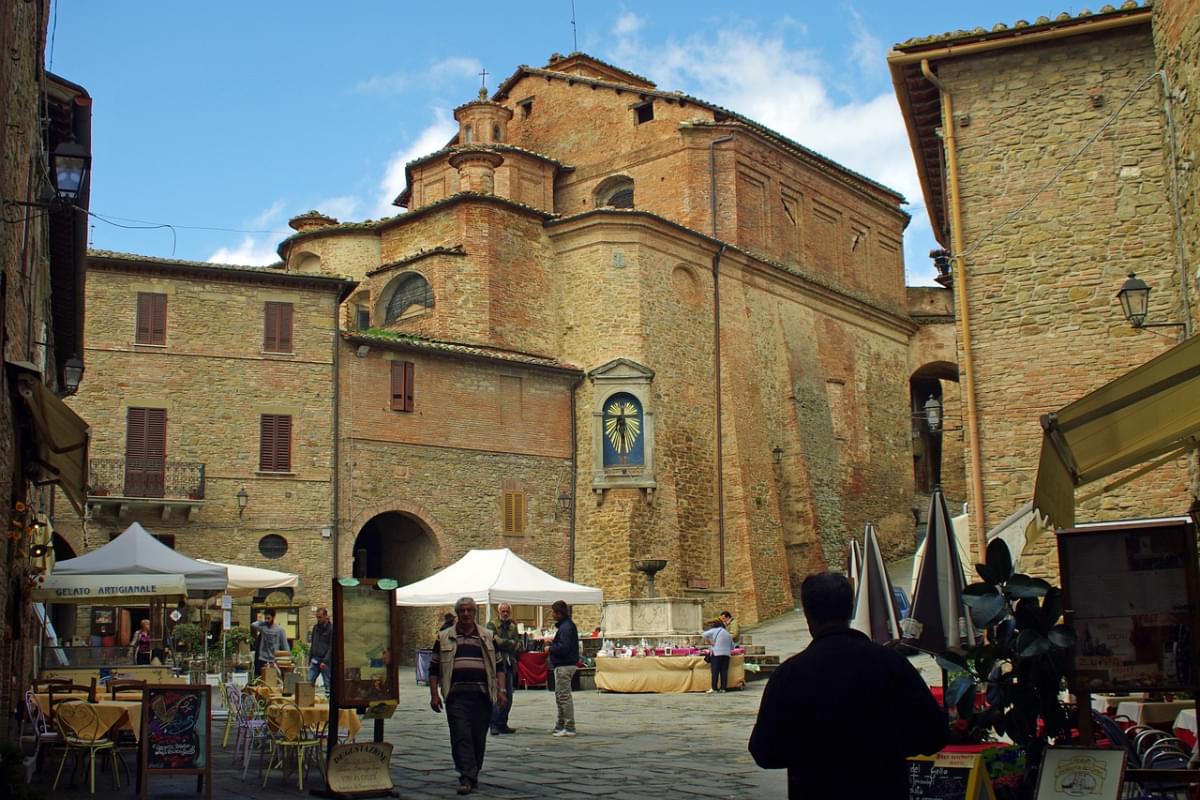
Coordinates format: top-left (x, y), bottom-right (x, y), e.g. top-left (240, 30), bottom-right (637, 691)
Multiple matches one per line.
top-left (702, 618), bottom-right (733, 694)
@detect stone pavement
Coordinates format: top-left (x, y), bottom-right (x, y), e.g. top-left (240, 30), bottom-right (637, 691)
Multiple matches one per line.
top-left (39, 558), bottom-right (940, 800)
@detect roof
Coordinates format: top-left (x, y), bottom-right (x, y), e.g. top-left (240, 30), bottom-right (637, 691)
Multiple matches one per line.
top-left (344, 330), bottom-right (582, 374)
top-left (88, 249), bottom-right (359, 301)
top-left (887, 2), bottom-right (1153, 246)
top-left (491, 53), bottom-right (905, 204)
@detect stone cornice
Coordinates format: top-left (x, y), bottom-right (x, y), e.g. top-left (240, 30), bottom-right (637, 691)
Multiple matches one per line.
top-left (366, 245), bottom-right (467, 278)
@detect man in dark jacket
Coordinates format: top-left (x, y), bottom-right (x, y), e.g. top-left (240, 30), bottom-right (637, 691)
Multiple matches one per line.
top-left (749, 572), bottom-right (947, 799)
top-left (486, 602), bottom-right (521, 735)
top-left (307, 607), bottom-right (333, 690)
top-left (544, 599), bottom-right (579, 737)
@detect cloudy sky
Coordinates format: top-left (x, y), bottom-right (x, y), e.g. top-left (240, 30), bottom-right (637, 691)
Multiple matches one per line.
top-left (50, 0), bottom-right (1068, 284)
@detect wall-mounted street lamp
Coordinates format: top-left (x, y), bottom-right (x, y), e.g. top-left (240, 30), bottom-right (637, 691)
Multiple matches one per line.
top-left (62, 355), bottom-right (84, 394)
top-left (236, 487), bottom-right (249, 516)
top-left (1117, 273), bottom-right (1186, 331)
top-left (919, 396), bottom-right (943, 432)
top-left (557, 490), bottom-right (572, 515)
top-left (3, 140), bottom-right (91, 213)
top-left (771, 445), bottom-right (784, 464)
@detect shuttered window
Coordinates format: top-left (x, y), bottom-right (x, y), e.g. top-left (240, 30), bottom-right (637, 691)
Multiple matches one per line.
top-left (135, 293), bottom-right (167, 345)
top-left (125, 407), bottom-right (167, 498)
top-left (503, 492), bottom-right (525, 534)
top-left (390, 360), bottom-right (415, 412)
top-left (259, 414), bottom-right (292, 472)
top-left (263, 302), bottom-right (294, 352)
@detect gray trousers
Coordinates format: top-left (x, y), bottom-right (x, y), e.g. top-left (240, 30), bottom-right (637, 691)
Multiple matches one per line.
top-left (553, 665), bottom-right (577, 732)
top-left (445, 690), bottom-right (491, 783)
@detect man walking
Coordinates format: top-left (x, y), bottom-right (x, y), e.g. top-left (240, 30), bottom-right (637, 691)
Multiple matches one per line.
top-left (749, 572), bottom-right (946, 798)
top-left (486, 602), bottom-right (520, 735)
top-left (430, 597), bottom-right (506, 795)
top-left (544, 599), bottom-right (579, 737)
top-left (307, 607), bottom-right (333, 691)
top-left (251, 610), bottom-right (288, 682)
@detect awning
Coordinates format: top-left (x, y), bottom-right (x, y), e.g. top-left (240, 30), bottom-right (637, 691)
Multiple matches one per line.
top-left (32, 572), bottom-right (187, 603)
top-left (197, 559), bottom-right (299, 597)
top-left (1033, 335), bottom-right (1200, 529)
top-left (7, 361), bottom-right (89, 514)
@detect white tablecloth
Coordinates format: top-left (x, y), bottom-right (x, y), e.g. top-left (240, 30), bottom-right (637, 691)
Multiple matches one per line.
top-left (1174, 708), bottom-right (1196, 736)
top-left (1116, 699), bottom-right (1193, 726)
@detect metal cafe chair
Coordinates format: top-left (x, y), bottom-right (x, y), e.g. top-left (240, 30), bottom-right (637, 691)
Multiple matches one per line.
top-left (23, 688), bottom-right (62, 769)
top-left (107, 678), bottom-right (147, 700)
top-left (262, 699), bottom-right (323, 791)
top-left (237, 692), bottom-right (271, 780)
top-left (51, 699), bottom-right (121, 794)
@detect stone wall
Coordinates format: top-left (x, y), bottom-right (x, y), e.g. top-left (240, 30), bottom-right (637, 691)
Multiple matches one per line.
top-left (939, 25), bottom-right (1190, 576)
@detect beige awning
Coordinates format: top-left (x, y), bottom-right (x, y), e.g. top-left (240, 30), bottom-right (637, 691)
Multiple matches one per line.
top-left (1033, 335), bottom-right (1200, 529)
top-left (8, 361), bottom-right (90, 514)
top-left (33, 572), bottom-right (187, 603)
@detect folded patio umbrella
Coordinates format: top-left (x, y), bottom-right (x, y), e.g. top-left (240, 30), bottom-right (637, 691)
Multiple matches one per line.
top-left (850, 523), bottom-right (901, 644)
top-left (903, 486), bottom-right (978, 653)
top-left (846, 537), bottom-right (862, 596)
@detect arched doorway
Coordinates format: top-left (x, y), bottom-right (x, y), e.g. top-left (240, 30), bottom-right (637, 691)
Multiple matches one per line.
top-left (351, 512), bottom-right (439, 664)
top-left (910, 361), bottom-right (961, 495)
top-left (47, 533), bottom-right (78, 648)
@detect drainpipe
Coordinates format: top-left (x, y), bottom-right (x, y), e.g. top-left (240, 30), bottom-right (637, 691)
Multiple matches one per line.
top-left (331, 301), bottom-right (342, 579)
top-left (568, 373), bottom-right (584, 581)
top-left (921, 59), bottom-right (987, 559)
top-left (709, 133), bottom-right (733, 587)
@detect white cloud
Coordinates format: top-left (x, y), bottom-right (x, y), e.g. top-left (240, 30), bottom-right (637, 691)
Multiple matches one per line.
top-left (354, 73), bottom-right (410, 95)
top-left (608, 22), bottom-right (940, 283)
top-left (249, 200), bottom-right (284, 230)
top-left (372, 108), bottom-right (458, 218)
top-left (354, 57), bottom-right (483, 96)
top-left (314, 195), bottom-right (360, 222)
top-left (846, 7), bottom-right (885, 79)
top-left (429, 57), bottom-right (483, 82)
top-left (209, 235), bottom-right (280, 266)
top-left (612, 12), bottom-right (643, 37)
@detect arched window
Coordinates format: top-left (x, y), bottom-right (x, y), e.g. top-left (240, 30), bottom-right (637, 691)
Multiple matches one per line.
top-left (595, 176), bottom-right (635, 209)
top-left (602, 392), bottom-right (644, 468)
top-left (385, 273), bottom-right (434, 323)
top-left (462, 125), bottom-right (473, 144)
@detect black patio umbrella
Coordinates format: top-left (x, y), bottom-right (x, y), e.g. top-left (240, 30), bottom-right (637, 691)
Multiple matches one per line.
top-left (850, 523), bottom-right (901, 644)
top-left (902, 486), bottom-right (978, 653)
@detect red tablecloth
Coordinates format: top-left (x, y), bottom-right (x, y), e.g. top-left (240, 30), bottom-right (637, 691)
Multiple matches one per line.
top-left (930, 685), bottom-right (988, 711)
top-left (517, 652), bottom-right (548, 688)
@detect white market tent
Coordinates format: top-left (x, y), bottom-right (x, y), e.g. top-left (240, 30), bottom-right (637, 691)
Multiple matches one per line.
top-left (52, 521), bottom-right (227, 594)
top-left (197, 559), bottom-right (299, 597)
top-left (393, 548), bottom-right (603, 607)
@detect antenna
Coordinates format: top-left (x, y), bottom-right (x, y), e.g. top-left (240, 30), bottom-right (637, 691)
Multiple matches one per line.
top-left (571, 0), bottom-right (578, 51)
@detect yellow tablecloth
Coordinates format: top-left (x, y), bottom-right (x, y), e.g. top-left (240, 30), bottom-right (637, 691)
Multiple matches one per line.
top-left (266, 704), bottom-right (360, 741)
top-left (56, 700), bottom-right (142, 742)
top-left (595, 655), bottom-right (745, 693)
top-left (34, 691), bottom-right (91, 715)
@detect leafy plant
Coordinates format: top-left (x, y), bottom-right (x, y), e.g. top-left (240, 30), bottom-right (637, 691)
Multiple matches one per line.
top-left (225, 626), bottom-right (252, 650)
top-left (937, 539), bottom-right (1077, 769)
top-left (291, 639), bottom-right (309, 662)
top-left (171, 622), bottom-right (205, 653)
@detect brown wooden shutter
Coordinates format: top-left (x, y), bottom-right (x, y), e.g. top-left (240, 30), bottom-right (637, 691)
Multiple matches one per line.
top-left (390, 361), bottom-right (415, 412)
top-left (503, 492), bottom-right (525, 534)
top-left (260, 414), bottom-right (292, 472)
top-left (136, 293), bottom-right (167, 345)
top-left (125, 407), bottom-right (166, 497)
top-left (264, 302), bottom-right (293, 352)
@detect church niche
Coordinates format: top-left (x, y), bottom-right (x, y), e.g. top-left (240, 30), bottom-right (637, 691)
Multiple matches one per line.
top-left (588, 358), bottom-right (656, 502)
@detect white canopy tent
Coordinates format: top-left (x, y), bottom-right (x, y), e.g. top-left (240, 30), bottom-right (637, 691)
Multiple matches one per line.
top-left (197, 559), bottom-right (299, 597)
top-left (393, 548), bottom-right (603, 607)
top-left (52, 521), bottom-right (227, 594)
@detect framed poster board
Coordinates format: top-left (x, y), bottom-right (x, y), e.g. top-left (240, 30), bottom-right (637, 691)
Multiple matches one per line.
top-left (139, 683), bottom-right (211, 800)
top-left (1034, 747), bottom-right (1126, 800)
top-left (907, 751), bottom-right (995, 799)
top-left (1058, 517), bottom-right (1199, 692)
top-left (332, 578), bottom-right (400, 709)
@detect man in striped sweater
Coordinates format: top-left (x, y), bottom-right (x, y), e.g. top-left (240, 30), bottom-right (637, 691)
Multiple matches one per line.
top-left (430, 597), bottom-right (507, 796)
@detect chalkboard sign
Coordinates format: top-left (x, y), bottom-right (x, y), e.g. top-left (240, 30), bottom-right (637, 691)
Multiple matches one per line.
top-left (908, 752), bottom-right (994, 800)
top-left (139, 683), bottom-right (211, 800)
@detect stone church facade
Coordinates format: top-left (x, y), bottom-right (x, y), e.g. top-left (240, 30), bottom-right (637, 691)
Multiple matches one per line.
top-left (60, 53), bottom-right (935, 649)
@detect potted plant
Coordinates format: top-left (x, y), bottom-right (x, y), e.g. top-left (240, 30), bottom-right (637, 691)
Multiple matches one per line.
top-left (937, 540), bottom-right (1077, 799)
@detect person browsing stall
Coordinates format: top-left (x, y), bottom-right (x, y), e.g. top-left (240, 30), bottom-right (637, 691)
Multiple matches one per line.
top-left (430, 597), bottom-right (506, 795)
top-left (702, 618), bottom-right (734, 693)
top-left (486, 602), bottom-right (521, 735)
top-left (749, 572), bottom-right (947, 799)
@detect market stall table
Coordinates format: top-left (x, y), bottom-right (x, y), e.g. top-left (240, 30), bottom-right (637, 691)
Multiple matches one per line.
top-left (595, 654), bottom-right (745, 693)
top-left (517, 651), bottom-right (548, 689)
top-left (1115, 699), bottom-right (1193, 727)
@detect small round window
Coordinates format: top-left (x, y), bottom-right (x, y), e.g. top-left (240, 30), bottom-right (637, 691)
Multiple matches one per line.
top-left (258, 534), bottom-right (288, 559)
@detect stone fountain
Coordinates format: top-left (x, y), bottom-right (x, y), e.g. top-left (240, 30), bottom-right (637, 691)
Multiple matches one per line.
top-left (601, 558), bottom-right (703, 639)
top-left (634, 558), bottom-right (668, 598)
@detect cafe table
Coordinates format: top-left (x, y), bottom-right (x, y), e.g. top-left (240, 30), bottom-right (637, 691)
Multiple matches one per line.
top-left (595, 654), bottom-right (745, 693)
top-left (34, 691), bottom-right (91, 715)
top-left (1115, 699), bottom-right (1193, 727)
top-left (266, 702), bottom-right (361, 741)
top-left (56, 699), bottom-right (143, 742)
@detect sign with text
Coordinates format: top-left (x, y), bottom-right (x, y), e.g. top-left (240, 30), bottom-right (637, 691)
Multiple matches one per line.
top-left (908, 752), bottom-right (994, 800)
top-left (140, 683), bottom-right (212, 800)
top-left (1059, 518), bottom-right (1200, 692)
top-left (325, 742), bottom-right (394, 795)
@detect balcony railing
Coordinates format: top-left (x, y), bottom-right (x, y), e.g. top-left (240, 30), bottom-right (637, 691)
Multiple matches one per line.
top-left (89, 458), bottom-right (206, 500)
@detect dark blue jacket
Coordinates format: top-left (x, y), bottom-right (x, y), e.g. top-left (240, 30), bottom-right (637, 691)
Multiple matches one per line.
top-left (548, 616), bottom-right (579, 668)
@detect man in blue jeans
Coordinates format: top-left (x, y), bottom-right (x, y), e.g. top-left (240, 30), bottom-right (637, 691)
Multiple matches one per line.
top-left (486, 602), bottom-right (520, 735)
top-left (544, 599), bottom-right (579, 737)
top-left (307, 607), bottom-right (332, 690)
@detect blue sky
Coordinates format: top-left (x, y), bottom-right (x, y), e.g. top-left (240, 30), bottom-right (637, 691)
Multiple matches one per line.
top-left (50, 1), bottom-right (1070, 285)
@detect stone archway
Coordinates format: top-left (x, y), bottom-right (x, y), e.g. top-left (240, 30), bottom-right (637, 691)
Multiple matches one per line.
top-left (909, 360), bottom-right (967, 523)
top-left (350, 510), bottom-right (440, 665)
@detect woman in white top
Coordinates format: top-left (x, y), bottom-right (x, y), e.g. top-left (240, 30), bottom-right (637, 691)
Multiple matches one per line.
top-left (702, 619), bottom-right (734, 693)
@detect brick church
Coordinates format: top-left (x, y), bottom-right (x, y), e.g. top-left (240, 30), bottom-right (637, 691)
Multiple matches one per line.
top-left (58, 53), bottom-right (946, 651)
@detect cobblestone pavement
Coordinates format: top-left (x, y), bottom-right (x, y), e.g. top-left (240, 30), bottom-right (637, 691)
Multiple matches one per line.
top-left (40, 558), bottom-right (939, 800)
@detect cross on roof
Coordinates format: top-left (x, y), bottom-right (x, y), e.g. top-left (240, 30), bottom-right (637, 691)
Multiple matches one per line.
top-left (479, 68), bottom-right (488, 90)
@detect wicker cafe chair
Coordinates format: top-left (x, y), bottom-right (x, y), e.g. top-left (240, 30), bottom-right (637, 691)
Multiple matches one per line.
top-left (52, 699), bottom-right (121, 794)
top-left (107, 678), bottom-right (146, 700)
top-left (262, 699), bottom-right (323, 791)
